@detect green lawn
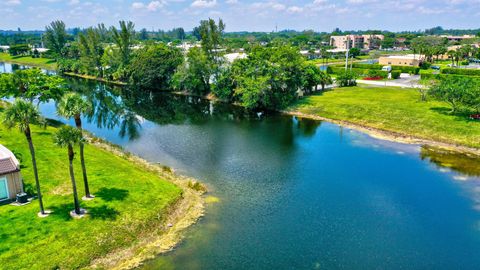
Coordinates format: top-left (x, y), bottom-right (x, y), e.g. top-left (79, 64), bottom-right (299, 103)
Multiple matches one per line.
top-left (0, 53), bottom-right (57, 70)
top-left (290, 85), bottom-right (480, 149)
top-left (0, 105), bottom-right (182, 269)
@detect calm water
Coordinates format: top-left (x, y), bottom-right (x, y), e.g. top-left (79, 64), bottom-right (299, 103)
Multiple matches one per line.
top-left (2, 62), bottom-right (480, 269)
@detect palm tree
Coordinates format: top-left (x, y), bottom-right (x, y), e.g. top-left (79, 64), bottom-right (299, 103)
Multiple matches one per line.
top-left (3, 99), bottom-right (47, 216)
top-left (53, 126), bottom-right (85, 216)
top-left (56, 93), bottom-right (94, 199)
top-left (319, 72), bottom-right (333, 91)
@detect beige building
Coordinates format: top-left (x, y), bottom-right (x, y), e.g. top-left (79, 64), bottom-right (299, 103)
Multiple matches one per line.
top-left (330, 34), bottom-right (384, 50)
top-left (0, 144), bottom-right (23, 202)
top-left (379, 54), bottom-right (424, 67)
top-left (440, 35), bottom-right (476, 42)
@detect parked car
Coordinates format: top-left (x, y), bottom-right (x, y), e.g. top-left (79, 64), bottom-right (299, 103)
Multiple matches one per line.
top-left (431, 65), bottom-right (441, 70)
top-left (382, 66), bottom-right (392, 72)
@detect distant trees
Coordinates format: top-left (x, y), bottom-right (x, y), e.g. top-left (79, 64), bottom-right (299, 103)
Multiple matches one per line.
top-left (212, 46), bottom-right (308, 110)
top-left (127, 44), bottom-right (183, 91)
top-left (8, 44), bottom-right (30, 56)
top-left (44, 20), bottom-right (68, 57)
top-left (173, 47), bottom-right (213, 95)
top-left (78, 28), bottom-right (104, 77)
top-left (111, 21), bottom-right (135, 67)
top-left (411, 36), bottom-right (447, 62)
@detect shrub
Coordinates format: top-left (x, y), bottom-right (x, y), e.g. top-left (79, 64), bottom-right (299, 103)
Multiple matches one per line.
top-left (336, 71), bottom-right (358, 87)
top-left (441, 68), bottom-right (480, 76)
top-left (366, 69), bottom-right (388, 79)
top-left (391, 70), bottom-right (401, 79)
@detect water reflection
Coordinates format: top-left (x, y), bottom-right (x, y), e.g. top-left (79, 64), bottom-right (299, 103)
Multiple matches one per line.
top-left (421, 146), bottom-right (480, 178)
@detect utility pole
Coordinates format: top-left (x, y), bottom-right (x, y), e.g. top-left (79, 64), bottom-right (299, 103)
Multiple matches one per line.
top-left (345, 36), bottom-right (350, 70)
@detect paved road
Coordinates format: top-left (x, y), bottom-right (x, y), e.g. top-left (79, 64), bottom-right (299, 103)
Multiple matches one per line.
top-left (357, 74), bottom-right (423, 88)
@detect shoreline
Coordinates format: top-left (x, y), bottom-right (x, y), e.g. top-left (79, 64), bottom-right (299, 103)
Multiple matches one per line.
top-left (282, 110), bottom-right (480, 156)
top-left (63, 72), bottom-right (127, 86)
top-left (85, 137), bottom-right (206, 269)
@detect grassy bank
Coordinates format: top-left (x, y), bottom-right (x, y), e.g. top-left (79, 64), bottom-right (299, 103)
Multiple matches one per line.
top-left (0, 103), bottom-right (203, 269)
top-left (289, 85), bottom-right (480, 149)
top-left (0, 53), bottom-right (57, 70)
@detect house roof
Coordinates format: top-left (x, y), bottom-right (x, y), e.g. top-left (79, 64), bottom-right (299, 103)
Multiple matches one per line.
top-left (0, 144), bottom-right (20, 175)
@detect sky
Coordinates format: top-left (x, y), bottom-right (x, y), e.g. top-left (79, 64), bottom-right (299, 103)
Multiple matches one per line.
top-left (1, 0), bottom-right (480, 32)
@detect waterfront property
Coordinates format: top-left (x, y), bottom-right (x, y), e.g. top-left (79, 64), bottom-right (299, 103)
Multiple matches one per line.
top-left (0, 144), bottom-right (23, 202)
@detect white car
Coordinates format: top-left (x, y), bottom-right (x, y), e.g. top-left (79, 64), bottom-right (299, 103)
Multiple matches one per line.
top-left (382, 66), bottom-right (392, 72)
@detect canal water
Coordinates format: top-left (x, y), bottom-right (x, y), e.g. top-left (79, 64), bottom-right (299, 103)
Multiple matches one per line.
top-left (2, 62), bottom-right (480, 269)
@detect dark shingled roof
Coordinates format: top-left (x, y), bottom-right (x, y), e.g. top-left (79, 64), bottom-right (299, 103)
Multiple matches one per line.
top-left (0, 157), bottom-right (18, 175)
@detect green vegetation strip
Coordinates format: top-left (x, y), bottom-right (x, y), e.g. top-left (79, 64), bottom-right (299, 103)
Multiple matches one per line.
top-left (0, 104), bottom-right (198, 269)
top-left (0, 53), bottom-right (57, 70)
top-left (289, 85), bottom-right (480, 149)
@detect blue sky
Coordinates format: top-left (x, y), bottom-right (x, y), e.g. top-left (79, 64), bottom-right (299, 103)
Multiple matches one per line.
top-left (1, 0), bottom-right (480, 32)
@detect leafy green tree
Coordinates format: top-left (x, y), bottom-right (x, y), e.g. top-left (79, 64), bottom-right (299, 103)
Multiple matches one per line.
top-left (349, 47), bottom-right (361, 58)
top-left (198, 18), bottom-right (225, 59)
top-left (212, 67), bottom-right (235, 101)
top-left (44, 20), bottom-right (68, 57)
top-left (57, 93), bottom-right (93, 199)
top-left (53, 126), bottom-right (85, 215)
top-left (78, 28), bottom-right (104, 77)
top-left (8, 44), bottom-right (30, 56)
top-left (3, 99), bottom-right (47, 216)
top-left (429, 77), bottom-right (474, 113)
top-left (173, 47), bottom-right (213, 95)
top-left (301, 63), bottom-right (322, 94)
top-left (0, 69), bottom-right (65, 104)
top-left (229, 46), bottom-right (306, 110)
top-left (127, 44), bottom-right (183, 91)
top-left (318, 71), bottom-right (333, 91)
top-left (336, 70), bottom-right (357, 87)
top-left (111, 21), bottom-right (135, 67)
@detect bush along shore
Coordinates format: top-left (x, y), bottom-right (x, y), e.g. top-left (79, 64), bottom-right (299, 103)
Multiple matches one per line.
top-left (0, 100), bottom-right (206, 270)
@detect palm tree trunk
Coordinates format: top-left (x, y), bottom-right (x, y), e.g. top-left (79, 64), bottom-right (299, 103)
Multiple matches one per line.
top-left (75, 116), bottom-right (90, 198)
top-left (68, 145), bottom-right (81, 215)
top-left (25, 126), bottom-right (45, 215)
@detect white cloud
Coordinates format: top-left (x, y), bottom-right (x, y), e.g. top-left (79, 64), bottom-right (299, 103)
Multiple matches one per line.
top-left (5, 0), bottom-right (21, 6)
top-left (132, 1), bottom-right (166, 11)
top-left (191, 0), bottom-right (217, 8)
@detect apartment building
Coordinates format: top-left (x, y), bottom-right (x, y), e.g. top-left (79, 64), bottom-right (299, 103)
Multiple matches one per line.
top-left (330, 34), bottom-right (384, 50)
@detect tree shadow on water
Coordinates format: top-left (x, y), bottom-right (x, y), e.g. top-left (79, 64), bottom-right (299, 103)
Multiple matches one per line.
top-left (96, 187), bottom-right (129, 202)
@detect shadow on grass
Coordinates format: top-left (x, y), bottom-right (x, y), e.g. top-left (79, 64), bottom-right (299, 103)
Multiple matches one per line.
top-left (49, 203), bottom-right (120, 221)
top-left (49, 203), bottom-right (75, 221)
top-left (96, 187), bottom-right (129, 202)
top-left (46, 118), bottom-right (64, 128)
top-left (89, 205), bottom-right (120, 220)
top-left (430, 107), bottom-right (475, 122)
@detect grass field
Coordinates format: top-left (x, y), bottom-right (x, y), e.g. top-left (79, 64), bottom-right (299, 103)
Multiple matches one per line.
top-left (290, 85), bottom-right (480, 149)
top-left (0, 53), bottom-right (57, 70)
top-left (0, 104), bottom-right (182, 269)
